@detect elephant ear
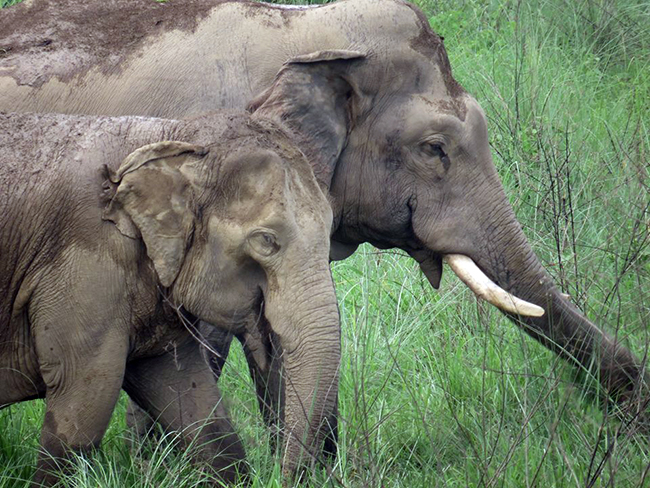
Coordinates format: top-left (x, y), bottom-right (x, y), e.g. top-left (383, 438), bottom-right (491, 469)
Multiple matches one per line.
top-left (247, 49), bottom-right (367, 188)
top-left (103, 141), bottom-right (208, 287)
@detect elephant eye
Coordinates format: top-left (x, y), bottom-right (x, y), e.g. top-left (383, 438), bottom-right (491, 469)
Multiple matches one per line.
top-left (421, 142), bottom-right (451, 173)
top-left (248, 230), bottom-right (280, 258)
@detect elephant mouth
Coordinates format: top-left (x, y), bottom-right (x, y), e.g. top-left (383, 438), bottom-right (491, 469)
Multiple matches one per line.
top-left (409, 248), bottom-right (544, 318)
top-left (408, 248), bottom-right (444, 289)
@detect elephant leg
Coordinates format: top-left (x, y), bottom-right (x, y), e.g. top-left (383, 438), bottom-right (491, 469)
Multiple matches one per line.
top-left (197, 314), bottom-right (285, 438)
top-left (34, 331), bottom-right (127, 485)
top-left (28, 277), bottom-right (130, 486)
top-left (322, 392), bottom-right (338, 459)
top-left (125, 401), bottom-right (156, 448)
top-left (202, 319), bottom-right (292, 452)
top-left (123, 335), bottom-right (247, 483)
top-left (237, 323), bottom-right (284, 443)
top-left (199, 322), bottom-right (234, 380)
top-left (125, 322), bottom-right (233, 446)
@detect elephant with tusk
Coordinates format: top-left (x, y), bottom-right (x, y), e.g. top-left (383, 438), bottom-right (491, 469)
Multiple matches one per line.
top-left (0, 111), bottom-right (340, 485)
top-left (1, 0), bottom-right (647, 455)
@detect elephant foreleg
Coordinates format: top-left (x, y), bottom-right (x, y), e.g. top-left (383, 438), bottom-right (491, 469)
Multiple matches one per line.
top-left (30, 278), bottom-right (130, 486)
top-left (122, 335), bottom-right (247, 484)
top-left (199, 322), bottom-right (234, 380)
top-left (237, 322), bottom-right (284, 446)
top-left (34, 331), bottom-right (127, 485)
top-left (199, 317), bottom-right (284, 437)
top-left (125, 401), bottom-right (156, 448)
top-left (124, 321), bottom-right (234, 446)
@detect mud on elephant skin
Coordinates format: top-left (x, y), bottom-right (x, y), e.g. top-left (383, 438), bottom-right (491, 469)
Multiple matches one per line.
top-left (0, 111), bottom-right (340, 484)
top-left (1, 0), bottom-right (648, 444)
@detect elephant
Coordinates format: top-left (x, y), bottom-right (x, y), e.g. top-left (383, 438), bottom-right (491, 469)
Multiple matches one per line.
top-left (0, 110), bottom-right (340, 485)
top-left (1, 0), bottom-right (647, 449)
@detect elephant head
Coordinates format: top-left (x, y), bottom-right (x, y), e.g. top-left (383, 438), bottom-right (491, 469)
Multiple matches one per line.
top-left (248, 16), bottom-right (647, 411)
top-left (102, 120), bottom-right (340, 473)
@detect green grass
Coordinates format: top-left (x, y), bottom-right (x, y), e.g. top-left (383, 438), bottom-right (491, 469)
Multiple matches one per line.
top-left (1, 0), bottom-right (649, 486)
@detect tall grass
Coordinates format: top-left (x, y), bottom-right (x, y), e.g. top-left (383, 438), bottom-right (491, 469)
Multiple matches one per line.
top-left (1, 0), bottom-right (648, 486)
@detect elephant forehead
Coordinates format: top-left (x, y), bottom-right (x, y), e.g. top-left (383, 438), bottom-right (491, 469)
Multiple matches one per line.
top-left (216, 173), bottom-right (292, 225)
top-left (218, 148), bottom-right (285, 190)
top-left (213, 168), bottom-right (329, 236)
top-left (285, 172), bottom-right (332, 225)
top-left (416, 95), bottom-right (469, 123)
top-left (391, 94), bottom-right (485, 144)
top-left (218, 147), bottom-right (324, 206)
top-left (223, 190), bottom-right (287, 223)
top-left (316, 0), bottom-right (464, 99)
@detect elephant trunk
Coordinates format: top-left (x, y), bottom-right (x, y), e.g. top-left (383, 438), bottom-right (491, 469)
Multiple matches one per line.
top-left (457, 195), bottom-right (648, 409)
top-left (263, 260), bottom-right (340, 476)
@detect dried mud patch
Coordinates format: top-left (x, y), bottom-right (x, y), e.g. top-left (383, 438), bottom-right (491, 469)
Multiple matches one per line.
top-left (0, 0), bottom-right (239, 86)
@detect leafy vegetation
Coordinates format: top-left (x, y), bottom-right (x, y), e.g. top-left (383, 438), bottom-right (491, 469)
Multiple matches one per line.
top-left (0, 0), bottom-right (648, 486)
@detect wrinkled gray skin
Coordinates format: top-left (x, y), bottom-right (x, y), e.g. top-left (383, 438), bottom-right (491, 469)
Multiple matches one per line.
top-left (0, 111), bottom-right (339, 485)
top-left (1, 0), bottom-right (647, 452)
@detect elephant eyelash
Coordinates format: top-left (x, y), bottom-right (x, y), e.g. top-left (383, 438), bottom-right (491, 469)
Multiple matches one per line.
top-left (248, 230), bottom-right (281, 258)
top-left (421, 142), bottom-right (451, 172)
top-left (421, 141), bottom-right (444, 156)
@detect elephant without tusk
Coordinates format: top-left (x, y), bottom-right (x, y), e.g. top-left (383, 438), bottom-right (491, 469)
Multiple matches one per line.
top-left (0, 111), bottom-right (339, 485)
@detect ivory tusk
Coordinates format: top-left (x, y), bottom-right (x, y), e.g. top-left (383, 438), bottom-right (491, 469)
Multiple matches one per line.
top-left (444, 254), bottom-right (545, 318)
